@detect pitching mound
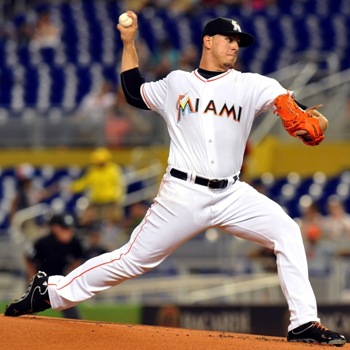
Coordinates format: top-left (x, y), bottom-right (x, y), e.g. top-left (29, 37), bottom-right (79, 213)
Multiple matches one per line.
top-left (1, 315), bottom-right (346, 349)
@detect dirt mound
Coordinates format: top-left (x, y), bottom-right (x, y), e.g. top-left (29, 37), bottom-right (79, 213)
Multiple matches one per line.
top-left (1, 315), bottom-right (345, 349)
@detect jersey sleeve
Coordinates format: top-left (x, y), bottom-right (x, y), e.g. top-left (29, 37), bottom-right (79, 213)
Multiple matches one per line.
top-left (140, 76), bottom-right (169, 114)
top-left (251, 75), bottom-right (293, 115)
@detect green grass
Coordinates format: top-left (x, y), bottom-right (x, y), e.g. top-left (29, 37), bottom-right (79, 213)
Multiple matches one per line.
top-left (0, 301), bottom-right (141, 324)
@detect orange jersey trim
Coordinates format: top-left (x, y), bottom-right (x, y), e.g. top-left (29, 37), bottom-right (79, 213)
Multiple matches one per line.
top-left (193, 69), bottom-right (232, 82)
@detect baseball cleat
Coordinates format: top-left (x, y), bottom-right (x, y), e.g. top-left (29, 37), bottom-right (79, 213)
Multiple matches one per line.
top-left (287, 321), bottom-right (346, 346)
top-left (4, 271), bottom-right (51, 317)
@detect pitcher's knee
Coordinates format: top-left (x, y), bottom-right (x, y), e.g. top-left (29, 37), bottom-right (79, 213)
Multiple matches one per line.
top-left (279, 219), bottom-right (304, 247)
top-left (270, 215), bottom-right (303, 244)
top-left (118, 255), bottom-right (158, 278)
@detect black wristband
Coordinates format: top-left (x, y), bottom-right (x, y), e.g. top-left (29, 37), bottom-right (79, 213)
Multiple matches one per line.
top-left (295, 100), bottom-right (308, 110)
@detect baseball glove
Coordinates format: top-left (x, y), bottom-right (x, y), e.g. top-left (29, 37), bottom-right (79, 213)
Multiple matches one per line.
top-left (273, 93), bottom-right (325, 146)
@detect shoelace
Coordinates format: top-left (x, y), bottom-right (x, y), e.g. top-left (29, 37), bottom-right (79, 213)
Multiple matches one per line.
top-left (312, 322), bottom-right (329, 332)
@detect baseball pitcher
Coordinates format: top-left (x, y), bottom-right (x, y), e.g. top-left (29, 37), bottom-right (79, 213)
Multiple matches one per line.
top-left (5, 12), bottom-right (345, 347)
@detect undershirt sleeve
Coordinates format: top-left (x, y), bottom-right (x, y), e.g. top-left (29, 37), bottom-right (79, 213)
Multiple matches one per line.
top-left (120, 68), bottom-right (150, 110)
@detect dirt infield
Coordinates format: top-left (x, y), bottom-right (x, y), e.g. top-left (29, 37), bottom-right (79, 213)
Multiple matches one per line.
top-left (1, 315), bottom-right (348, 350)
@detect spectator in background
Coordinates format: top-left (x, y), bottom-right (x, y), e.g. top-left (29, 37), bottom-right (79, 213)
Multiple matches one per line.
top-left (71, 148), bottom-right (126, 226)
top-left (30, 10), bottom-right (60, 49)
top-left (122, 201), bottom-right (149, 238)
top-left (74, 81), bottom-right (117, 147)
top-left (79, 81), bottom-right (116, 112)
top-left (179, 44), bottom-right (200, 71)
top-left (152, 39), bottom-right (180, 80)
top-left (10, 163), bottom-right (55, 241)
top-left (25, 213), bottom-right (84, 319)
top-left (83, 222), bottom-right (108, 260)
top-left (105, 87), bottom-right (153, 147)
top-left (295, 200), bottom-right (324, 246)
top-left (323, 195), bottom-right (350, 242)
top-left (294, 199), bottom-right (336, 275)
top-left (126, 0), bottom-right (149, 12)
top-left (248, 245), bottom-right (276, 273)
top-left (247, 0), bottom-right (276, 11)
top-left (10, 163), bottom-right (38, 219)
top-left (16, 17), bottom-right (35, 48)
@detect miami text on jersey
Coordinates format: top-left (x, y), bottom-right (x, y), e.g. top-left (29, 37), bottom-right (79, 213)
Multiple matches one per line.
top-left (177, 94), bottom-right (242, 123)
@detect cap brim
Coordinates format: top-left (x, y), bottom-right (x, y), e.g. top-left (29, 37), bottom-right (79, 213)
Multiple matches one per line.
top-left (222, 31), bottom-right (255, 47)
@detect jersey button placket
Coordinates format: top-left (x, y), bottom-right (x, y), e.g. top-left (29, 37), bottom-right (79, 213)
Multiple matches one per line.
top-left (202, 85), bottom-right (216, 171)
top-left (207, 132), bottom-right (216, 168)
top-left (209, 139), bottom-right (213, 164)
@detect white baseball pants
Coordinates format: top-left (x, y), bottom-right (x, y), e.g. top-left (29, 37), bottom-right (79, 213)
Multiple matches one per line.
top-left (48, 172), bottom-right (319, 331)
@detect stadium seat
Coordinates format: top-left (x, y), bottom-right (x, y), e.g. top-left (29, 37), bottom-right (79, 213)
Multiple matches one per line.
top-left (1, 0), bottom-right (349, 113)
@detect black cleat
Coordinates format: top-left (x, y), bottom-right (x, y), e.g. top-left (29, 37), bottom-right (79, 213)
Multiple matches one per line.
top-left (287, 321), bottom-right (346, 346)
top-left (4, 271), bottom-right (51, 317)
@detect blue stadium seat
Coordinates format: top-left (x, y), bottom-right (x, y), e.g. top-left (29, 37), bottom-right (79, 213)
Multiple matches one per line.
top-left (0, 66), bottom-right (14, 107)
top-left (0, 164), bottom-right (348, 235)
top-left (23, 66), bottom-right (39, 106)
top-left (40, 47), bottom-right (56, 66)
top-left (17, 46), bottom-right (32, 66)
top-left (0, 0), bottom-right (349, 116)
top-left (75, 66), bottom-right (92, 104)
top-left (50, 66), bottom-right (65, 105)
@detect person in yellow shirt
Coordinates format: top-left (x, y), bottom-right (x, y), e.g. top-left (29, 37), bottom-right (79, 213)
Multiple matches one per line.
top-left (71, 148), bottom-right (126, 224)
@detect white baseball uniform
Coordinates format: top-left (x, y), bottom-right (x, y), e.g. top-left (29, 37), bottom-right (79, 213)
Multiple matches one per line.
top-left (47, 69), bottom-right (319, 331)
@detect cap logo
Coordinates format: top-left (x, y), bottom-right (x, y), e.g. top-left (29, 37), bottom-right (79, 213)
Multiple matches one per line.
top-left (231, 20), bottom-right (241, 32)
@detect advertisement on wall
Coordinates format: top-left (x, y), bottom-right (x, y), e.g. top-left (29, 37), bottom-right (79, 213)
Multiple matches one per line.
top-left (142, 304), bottom-right (350, 339)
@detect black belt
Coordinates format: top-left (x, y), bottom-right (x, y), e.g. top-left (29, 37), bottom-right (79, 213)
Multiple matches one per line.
top-left (170, 168), bottom-right (238, 189)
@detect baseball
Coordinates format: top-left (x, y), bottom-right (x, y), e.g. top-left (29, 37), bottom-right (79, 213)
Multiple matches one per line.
top-left (119, 13), bottom-right (133, 28)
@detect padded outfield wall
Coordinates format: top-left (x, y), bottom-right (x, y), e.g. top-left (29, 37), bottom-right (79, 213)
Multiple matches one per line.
top-left (0, 139), bottom-right (349, 178)
top-left (1, 302), bottom-right (349, 339)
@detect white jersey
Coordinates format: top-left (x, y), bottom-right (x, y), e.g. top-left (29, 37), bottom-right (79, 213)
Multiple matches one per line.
top-left (41, 21), bottom-right (325, 337)
top-left (141, 69), bottom-right (287, 178)
top-left (46, 72), bottom-right (319, 335)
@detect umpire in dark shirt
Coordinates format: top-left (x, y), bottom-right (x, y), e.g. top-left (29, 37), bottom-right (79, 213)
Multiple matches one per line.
top-left (25, 213), bottom-right (85, 319)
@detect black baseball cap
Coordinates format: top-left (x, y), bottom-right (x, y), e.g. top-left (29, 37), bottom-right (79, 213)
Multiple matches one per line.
top-left (49, 214), bottom-right (75, 228)
top-left (202, 17), bottom-right (255, 47)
